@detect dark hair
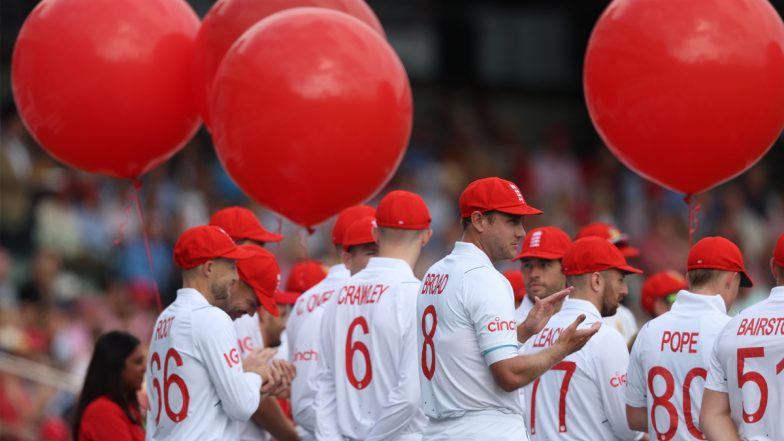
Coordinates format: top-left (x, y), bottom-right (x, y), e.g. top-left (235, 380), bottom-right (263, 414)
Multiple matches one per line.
top-left (73, 331), bottom-right (142, 440)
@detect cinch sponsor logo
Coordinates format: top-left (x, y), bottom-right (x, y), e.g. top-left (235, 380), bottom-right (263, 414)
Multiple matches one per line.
top-left (421, 273), bottom-right (448, 295)
top-left (293, 350), bottom-right (318, 362)
top-left (487, 317), bottom-right (516, 332)
top-left (610, 372), bottom-right (627, 388)
top-left (660, 331), bottom-right (698, 353)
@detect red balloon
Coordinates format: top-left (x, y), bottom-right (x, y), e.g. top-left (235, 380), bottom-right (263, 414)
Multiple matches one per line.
top-left (211, 8), bottom-right (411, 228)
top-left (194, 0), bottom-right (384, 128)
top-left (584, 0), bottom-right (784, 195)
top-left (12, 0), bottom-right (200, 179)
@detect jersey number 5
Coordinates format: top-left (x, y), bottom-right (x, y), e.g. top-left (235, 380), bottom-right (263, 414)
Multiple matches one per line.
top-left (150, 348), bottom-right (190, 425)
top-left (421, 305), bottom-right (437, 380)
top-left (737, 346), bottom-right (784, 424)
top-left (345, 316), bottom-right (372, 389)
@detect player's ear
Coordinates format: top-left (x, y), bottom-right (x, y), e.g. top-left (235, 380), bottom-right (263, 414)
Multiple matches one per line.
top-left (341, 250), bottom-right (352, 267)
top-left (201, 260), bottom-right (213, 278)
top-left (470, 211), bottom-right (486, 233)
top-left (421, 228), bottom-right (433, 246)
top-left (590, 272), bottom-right (603, 293)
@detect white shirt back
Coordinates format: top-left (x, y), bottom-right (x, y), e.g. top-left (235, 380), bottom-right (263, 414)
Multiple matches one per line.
top-left (233, 313), bottom-right (268, 441)
top-left (314, 257), bottom-right (426, 441)
top-left (523, 298), bottom-right (641, 440)
top-left (416, 242), bottom-right (521, 420)
top-left (626, 290), bottom-right (730, 441)
top-left (603, 304), bottom-right (638, 346)
top-left (146, 289), bottom-right (262, 441)
top-left (287, 264), bottom-right (349, 434)
top-left (705, 286), bottom-right (784, 440)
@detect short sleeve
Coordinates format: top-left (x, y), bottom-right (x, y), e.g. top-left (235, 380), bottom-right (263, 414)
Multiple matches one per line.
top-left (625, 326), bottom-right (648, 407)
top-left (704, 329), bottom-right (729, 393)
top-left (464, 268), bottom-right (519, 366)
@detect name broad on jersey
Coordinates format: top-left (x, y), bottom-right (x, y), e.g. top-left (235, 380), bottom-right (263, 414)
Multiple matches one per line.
top-left (421, 273), bottom-right (448, 295)
top-left (338, 284), bottom-right (389, 305)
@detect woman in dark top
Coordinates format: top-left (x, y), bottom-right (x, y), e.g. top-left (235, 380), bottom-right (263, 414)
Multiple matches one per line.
top-left (73, 331), bottom-right (146, 441)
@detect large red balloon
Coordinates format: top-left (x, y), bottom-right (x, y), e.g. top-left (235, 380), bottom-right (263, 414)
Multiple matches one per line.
top-left (211, 8), bottom-right (412, 228)
top-left (584, 0), bottom-right (784, 195)
top-left (194, 0), bottom-right (384, 128)
top-left (12, 0), bottom-right (200, 179)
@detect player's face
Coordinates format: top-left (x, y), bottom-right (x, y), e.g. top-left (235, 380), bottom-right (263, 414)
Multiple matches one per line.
top-left (345, 243), bottom-right (379, 275)
top-left (599, 269), bottom-right (628, 317)
top-left (521, 258), bottom-right (566, 300)
top-left (209, 258), bottom-right (239, 309)
top-left (483, 212), bottom-right (526, 261)
top-left (261, 305), bottom-right (290, 347)
top-left (121, 345), bottom-right (146, 392)
top-left (227, 281), bottom-right (260, 320)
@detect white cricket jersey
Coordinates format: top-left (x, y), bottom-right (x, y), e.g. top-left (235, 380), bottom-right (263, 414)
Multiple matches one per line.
top-left (705, 286), bottom-right (784, 440)
top-left (233, 313), bottom-right (268, 441)
top-left (604, 304), bottom-right (638, 346)
top-left (626, 290), bottom-right (730, 441)
top-left (515, 295), bottom-right (534, 325)
top-left (522, 298), bottom-right (642, 441)
top-left (314, 257), bottom-right (426, 441)
top-left (146, 289), bottom-right (262, 441)
top-left (416, 242), bottom-right (522, 421)
top-left (287, 264), bottom-right (350, 436)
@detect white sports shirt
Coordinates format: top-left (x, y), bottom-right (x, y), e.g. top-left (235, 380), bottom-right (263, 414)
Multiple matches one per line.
top-left (705, 286), bottom-right (784, 440)
top-left (522, 298), bottom-right (642, 440)
top-left (233, 313), bottom-right (268, 441)
top-left (146, 288), bottom-right (262, 441)
top-left (416, 242), bottom-right (522, 420)
top-left (626, 290), bottom-right (730, 441)
top-left (287, 264), bottom-right (350, 436)
top-left (515, 295), bottom-right (534, 325)
top-left (603, 304), bottom-right (638, 346)
top-left (314, 257), bottom-right (426, 441)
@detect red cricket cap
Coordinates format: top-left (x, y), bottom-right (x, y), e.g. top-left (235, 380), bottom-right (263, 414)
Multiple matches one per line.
top-left (236, 244), bottom-right (280, 317)
top-left (332, 205), bottom-right (376, 245)
top-left (173, 225), bottom-right (256, 270)
top-left (342, 216), bottom-right (378, 251)
top-left (274, 291), bottom-right (300, 305)
top-left (562, 236), bottom-right (642, 276)
top-left (514, 226), bottom-right (572, 261)
top-left (640, 270), bottom-right (688, 315)
top-left (774, 233), bottom-right (784, 268)
top-left (687, 236), bottom-right (753, 287)
top-left (285, 260), bottom-right (327, 294)
top-left (576, 222), bottom-right (639, 257)
top-left (459, 177), bottom-right (542, 218)
top-left (503, 269), bottom-right (526, 301)
top-left (209, 206), bottom-right (284, 243)
top-left (376, 190), bottom-right (431, 230)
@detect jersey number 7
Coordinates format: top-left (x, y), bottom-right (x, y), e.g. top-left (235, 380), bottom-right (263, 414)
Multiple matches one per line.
top-left (529, 361), bottom-right (577, 434)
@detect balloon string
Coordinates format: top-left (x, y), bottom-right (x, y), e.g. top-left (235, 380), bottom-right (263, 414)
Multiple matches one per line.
top-left (131, 179), bottom-right (163, 312)
top-left (685, 194), bottom-right (701, 248)
top-left (112, 196), bottom-right (134, 247)
top-left (299, 228), bottom-right (310, 259)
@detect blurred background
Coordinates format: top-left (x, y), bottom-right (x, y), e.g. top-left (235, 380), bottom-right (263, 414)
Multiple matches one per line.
top-left (1, 0), bottom-right (783, 439)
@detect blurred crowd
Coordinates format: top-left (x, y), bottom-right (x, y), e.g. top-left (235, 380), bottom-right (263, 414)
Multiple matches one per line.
top-left (1, 93), bottom-right (782, 440)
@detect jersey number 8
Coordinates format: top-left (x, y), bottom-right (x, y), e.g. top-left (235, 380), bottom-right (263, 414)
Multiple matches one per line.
top-left (421, 305), bottom-right (437, 380)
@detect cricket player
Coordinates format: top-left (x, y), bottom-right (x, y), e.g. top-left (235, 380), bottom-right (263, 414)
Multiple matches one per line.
top-left (145, 226), bottom-right (282, 441)
top-left (514, 226), bottom-right (572, 324)
top-left (417, 177), bottom-right (599, 440)
top-left (639, 271), bottom-right (688, 319)
top-left (287, 205), bottom-right (375, 441)
top-left (576, 222), bottom-right (640, 345)
top-left (701, 233), bottom-right (783, 440)
top-left (314, 190), bottom-right (432, 441)
top-left (503, 269), bottom-right (525, 314)
top-left (522, 236), bottom-right (644, 440)
top-left (211, 208), bottom-right (298, 441)
top-left (626, 237), bottom-right (747, 440)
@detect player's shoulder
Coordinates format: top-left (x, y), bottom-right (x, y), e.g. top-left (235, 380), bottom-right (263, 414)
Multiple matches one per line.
top-left (594, 319), bottom-right (628, 347)
top-left (193, 305), bottom-right (234, 330)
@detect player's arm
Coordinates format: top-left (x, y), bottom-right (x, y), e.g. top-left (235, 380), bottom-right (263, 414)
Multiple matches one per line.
top-left (516, 287), bottom-right (573, 343)
top-left (491, 314), bottom-right (600, 391)
top-left (699, 389), bottom-right (739, 441)
top-left (625, 331), bottom-right (649, 432)
top-left (251, 396), bottom-right (300, 441)
top-left (313, 300), bottom-right (342, 441)
top-left (194, 310), bottom-right (264, 421)
top-left (366, 291), bottom-right (421, 441)
top-left (595, 331), bottom-right (645, 440)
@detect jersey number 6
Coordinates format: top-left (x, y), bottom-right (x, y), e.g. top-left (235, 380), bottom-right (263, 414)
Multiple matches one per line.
top-left (150, 348), bottom-right (190, 425)
top-left (345, 316), bottom-right (373, 389)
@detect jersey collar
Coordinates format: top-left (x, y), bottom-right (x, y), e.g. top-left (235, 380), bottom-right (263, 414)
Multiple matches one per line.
top-left (770, 286), bottom-right (784, 302)
top-left (365, 257), bottom-right (415, 278)
top-left (176, 287), bottom-right (210, 307)
top-left (670, 290), bottom-right (727, 315)
top-left (452, 241), bottom-right (493, 267)
top-left (559, 297), bottom-right (602, 321)
top-left (326, 263), bottom-right (350, 280)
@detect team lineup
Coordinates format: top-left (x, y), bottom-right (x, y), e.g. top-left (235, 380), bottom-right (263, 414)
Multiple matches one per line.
top-left (143, 177), bottom-right (784, 441)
